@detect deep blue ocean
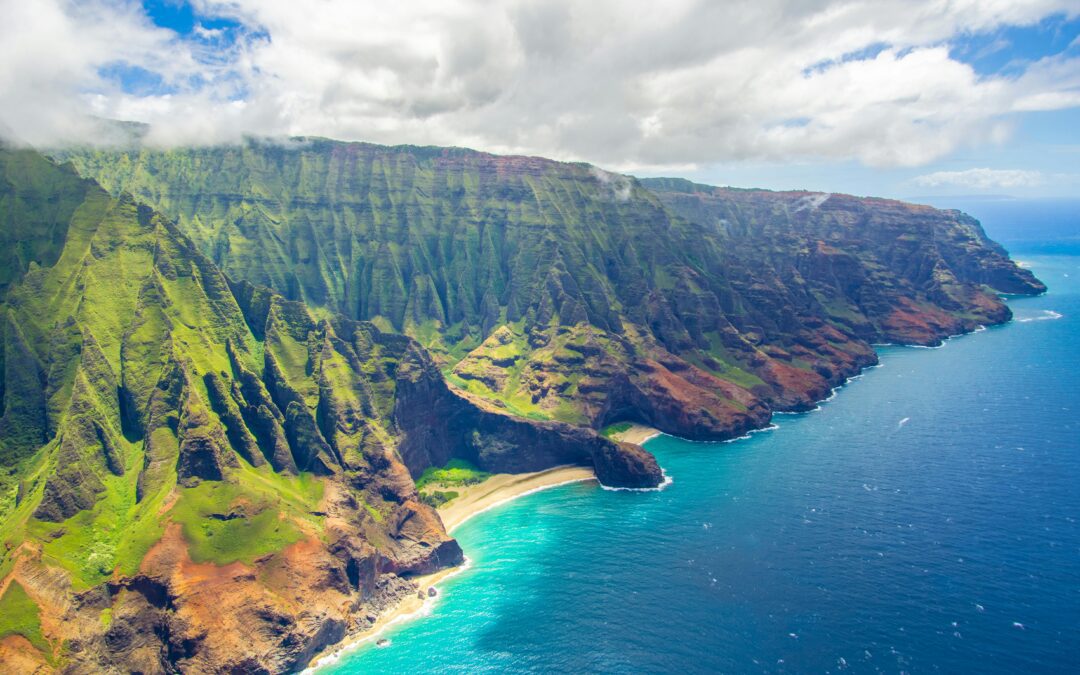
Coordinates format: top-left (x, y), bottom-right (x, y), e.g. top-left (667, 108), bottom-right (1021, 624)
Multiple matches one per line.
top-left (322, 201), bottom-right (1079, 674)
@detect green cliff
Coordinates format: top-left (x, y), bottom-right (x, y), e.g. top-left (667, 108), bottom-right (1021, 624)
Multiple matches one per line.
top-left (0, 136), bottom-right (1043, 673)
top-left (58, 140), bottom-right (1044, 439)
top-left (0, 145), bottom-right (656, 672)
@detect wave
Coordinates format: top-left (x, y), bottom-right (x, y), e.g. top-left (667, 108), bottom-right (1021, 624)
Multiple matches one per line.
top-left (600, 468), bottom-right (674, 492)
top-left (1014, 309), bottom-right (1063, 323)
top-left (304, 557), bottom-right (476, 672)
top-left (637, 430), bottom-right (663, 444)
top-left (774, 365), bottom-right (879, 417)
top-left (447, 476), bottom-right (596, 534)
top-left (657, 423), bottom-right (782, 442)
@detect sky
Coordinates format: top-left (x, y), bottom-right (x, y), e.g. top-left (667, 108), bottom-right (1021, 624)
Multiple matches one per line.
top-left (1, 0), bottom-right (1079, 199)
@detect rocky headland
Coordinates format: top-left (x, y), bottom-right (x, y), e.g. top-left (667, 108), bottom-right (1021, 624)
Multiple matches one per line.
top-left (0, 138), bottom-right (1044, 673)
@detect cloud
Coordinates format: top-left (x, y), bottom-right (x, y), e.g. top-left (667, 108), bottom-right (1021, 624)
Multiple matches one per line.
top-left (912, 168), bottom-right (1045, 189)
top-left (2, 0), bottom-right (1080, 170)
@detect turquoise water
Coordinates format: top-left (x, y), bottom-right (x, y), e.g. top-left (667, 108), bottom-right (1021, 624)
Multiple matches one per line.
top-left (324, 253), bottom-right (1079, 673)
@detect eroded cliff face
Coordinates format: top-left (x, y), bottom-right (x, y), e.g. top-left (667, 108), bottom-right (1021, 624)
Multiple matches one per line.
top-left (7, 138), bottom-right (1044, 672)
top-left (56, 141), bottom-right (1043, 445)
top-left (393, 350), bottom-right (662, 488)
top-left (0, 147), bottom-right (658, 673)
top-left (442, 177), bottom-right (1048, 429)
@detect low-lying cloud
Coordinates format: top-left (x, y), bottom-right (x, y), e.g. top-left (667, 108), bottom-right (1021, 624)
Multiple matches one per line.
top-left (1, 0), bottom-right (1079, 171)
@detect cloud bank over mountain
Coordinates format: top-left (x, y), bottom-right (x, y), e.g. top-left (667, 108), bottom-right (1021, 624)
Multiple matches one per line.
top-left (1, 0), bottom-right (1079, 173)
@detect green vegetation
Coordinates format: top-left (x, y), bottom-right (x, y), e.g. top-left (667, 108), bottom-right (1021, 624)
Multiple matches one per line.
top-left (0, 146), bottom-right (434, 597)
top-left (418, 490), bottom-right (459, 508)
top-left (53, 139), bottom-right (1042, 440)
top-left (0, 581), bottom-right (49, 656)
top-left (169, 478), bottom-right (317, 566)
top-left (363, 501), bottom-right (385, 524)
top-left (601, 422), bottom-right (633, 438)
top-left (0, 137), bottom-right (1045, 671)
top-left (415, 459), bottom-right (490, 490)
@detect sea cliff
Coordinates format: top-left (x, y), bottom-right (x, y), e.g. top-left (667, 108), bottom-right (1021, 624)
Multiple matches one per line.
top-left (0, 138), bottom-right (1044, 673)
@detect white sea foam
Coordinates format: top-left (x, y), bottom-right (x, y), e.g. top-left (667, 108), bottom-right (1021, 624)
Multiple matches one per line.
top-left (307, 461), bottom-right (677, 669)
top-left (303, 557), bottom-right (476, 673)
top-left (687, 423), bottom-right (783, 440)
top-left (600, 468), bottom-right (674, 492)
top-left (448, 475), bottom-right (597, 534)
top-left (1014, 309), bottom-right (1063, 323)
top-left (772, 361), bottom-right (892, 417)
top-left (634, 430), bottom-right (663, 444)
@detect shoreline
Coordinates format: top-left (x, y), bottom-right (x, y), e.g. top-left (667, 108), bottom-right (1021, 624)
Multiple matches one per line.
top-left (439, 465), bottom-right (597, 532)
top-left (607, 423), bottom-right (662, 445)
top-left (304, 308), bottom-right (1025, 672)
top-left (304, 563), bottom-right (468, 673)
top-left (305, 465), bottom-right (597, 672)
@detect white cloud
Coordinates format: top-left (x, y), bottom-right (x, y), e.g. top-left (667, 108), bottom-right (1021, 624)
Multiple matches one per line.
top-left (1, 0), bottom-right (1080, 169)
top-left (912, 168), bottom-right (1045, 189)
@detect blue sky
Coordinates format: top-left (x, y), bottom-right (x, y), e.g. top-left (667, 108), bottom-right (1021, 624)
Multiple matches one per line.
top-left (3, 0), bottom-right (1080, 199)
top-left (678, 12), bottom-right (1080, 199)
top-left (677, 106), bottom-right (1080, 200)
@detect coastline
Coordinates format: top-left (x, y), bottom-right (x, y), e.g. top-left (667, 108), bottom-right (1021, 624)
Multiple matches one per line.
top-left (304, 563), bottom-right (468, 673)
top-left (304, 328), bottom-right (1003, 672)
top-left (607, 423), bottom-right (662, 446)
top-left (305, 465), bottom-right (597, 672)
top-left (292, 314), bottom-right (1016, 673)
top-left (438, 465), bottom-right (597, 532)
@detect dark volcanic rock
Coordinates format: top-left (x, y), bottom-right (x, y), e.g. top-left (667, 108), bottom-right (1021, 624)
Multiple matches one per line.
top-left (591, 441), bottom-right (664, 489)
top-left (392, 340), bottom-right (664, 488)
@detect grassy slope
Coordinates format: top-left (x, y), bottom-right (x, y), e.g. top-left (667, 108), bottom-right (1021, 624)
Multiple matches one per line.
top-left (55, 143), bottom-right (729, 361)
top-left (415, 459), bottom-right (490, 490)
top-left (55, 140), bottom-right (1040, 433)
top-left (0, 148), bottom-right (334, 594)
top-left (0, 581), bottom-right (49, 656)
top-left (415, 459), bottom-right (489, 509)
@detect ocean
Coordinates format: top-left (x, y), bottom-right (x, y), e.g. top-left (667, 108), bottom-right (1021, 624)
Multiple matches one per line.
top-left (322, 202), bottom-right (1079, 673)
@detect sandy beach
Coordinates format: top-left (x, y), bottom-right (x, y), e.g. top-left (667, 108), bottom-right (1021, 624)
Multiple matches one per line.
top-left (607, 423), bottom-right (662, 445)
top-left (438, 465), bottom-right (597, 532)
top-left (305, 464), bottom-right (596, 671)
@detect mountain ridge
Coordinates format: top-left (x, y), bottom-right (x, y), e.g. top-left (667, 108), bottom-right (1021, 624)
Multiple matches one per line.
top-left (55, 139), bottom-right (1044, 432)
top-left (0, 146), bottom-right (658, 673)
top-left (0, 136), bottom-right (1044, 673)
